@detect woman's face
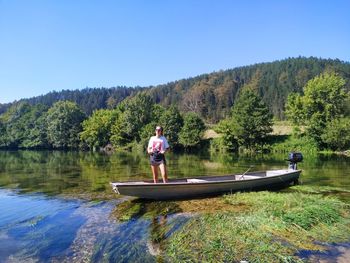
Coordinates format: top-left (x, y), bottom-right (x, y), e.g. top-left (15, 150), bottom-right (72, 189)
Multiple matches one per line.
top-left (155, 128), bottom-right (162, 136)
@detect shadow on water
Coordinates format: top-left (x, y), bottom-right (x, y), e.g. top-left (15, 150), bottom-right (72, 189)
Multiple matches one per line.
top-left (101, 199), bottom-right (191, 262)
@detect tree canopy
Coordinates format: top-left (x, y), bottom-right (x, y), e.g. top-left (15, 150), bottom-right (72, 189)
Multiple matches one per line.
top-left (231, 90), bottom-right (273, 150)
top-left (46, 101), bottom-right (86, 149)
top-left (285, 72), bottom-right (350, 149)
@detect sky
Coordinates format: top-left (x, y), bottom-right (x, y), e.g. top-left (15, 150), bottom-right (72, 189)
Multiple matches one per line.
top-left (0, 0), bottom-right (349, 103)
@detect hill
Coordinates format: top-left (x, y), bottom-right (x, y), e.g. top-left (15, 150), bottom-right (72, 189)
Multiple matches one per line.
top-left (146, 57), bottom-right (350, 122)
top-left (1, 57), bottom-right (349, 122)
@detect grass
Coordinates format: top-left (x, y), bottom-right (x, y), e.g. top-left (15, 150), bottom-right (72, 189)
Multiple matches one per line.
top-left (272, 121), bottom-right (295, 135)
top-left (165, 189), bottom-right (350, 262)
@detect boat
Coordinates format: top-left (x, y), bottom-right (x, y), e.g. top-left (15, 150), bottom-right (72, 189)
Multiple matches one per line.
top-left (111, 152), bottom-right (303, 200)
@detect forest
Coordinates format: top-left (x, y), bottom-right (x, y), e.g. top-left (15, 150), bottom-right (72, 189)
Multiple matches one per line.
top-left (0, 57), bottom-right (349, 152)
top-left (1, 57), bottom-right (350, 122)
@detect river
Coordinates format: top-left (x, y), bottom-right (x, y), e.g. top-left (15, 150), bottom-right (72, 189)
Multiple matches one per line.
top-left (0, 150), bottom-right (349, 262)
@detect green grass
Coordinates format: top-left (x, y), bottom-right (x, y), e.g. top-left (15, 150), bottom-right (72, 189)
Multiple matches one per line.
top-left (165, 189), bottom-right (350, 262)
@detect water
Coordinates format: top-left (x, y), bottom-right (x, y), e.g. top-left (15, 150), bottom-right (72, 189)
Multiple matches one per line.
top-left (0, 150), bottom-right (349, 262)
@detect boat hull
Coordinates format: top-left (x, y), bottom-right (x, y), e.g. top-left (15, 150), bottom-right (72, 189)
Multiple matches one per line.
top-left (111, 169), bottom-right (301, 200)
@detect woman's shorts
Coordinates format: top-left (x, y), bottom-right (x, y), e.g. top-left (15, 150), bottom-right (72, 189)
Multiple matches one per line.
top-left (150, 152), bottom-right (166, 166)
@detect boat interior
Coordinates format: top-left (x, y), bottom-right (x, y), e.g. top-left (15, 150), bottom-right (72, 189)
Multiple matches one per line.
top-left (113, 170), bottom-right (292, 185)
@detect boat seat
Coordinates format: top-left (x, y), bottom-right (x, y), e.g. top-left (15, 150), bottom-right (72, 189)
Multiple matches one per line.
top-left (187, 178), bottom-right (208, 183)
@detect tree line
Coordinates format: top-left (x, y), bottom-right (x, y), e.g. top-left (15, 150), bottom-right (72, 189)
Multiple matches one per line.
top-left (212, 72), bottom-right (350, 152)
top-left (0, 71), bottom-right (349, 152)
top-left (0, 94), bottom-right (206, 151)
top-left (1, 57), bottom-right (350, 123)
top-left (0, 57), bottom-right (349, 152)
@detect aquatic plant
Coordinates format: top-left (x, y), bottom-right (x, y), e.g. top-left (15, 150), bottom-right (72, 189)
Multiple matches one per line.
top-left (166, 189), bottom-right (350, 262)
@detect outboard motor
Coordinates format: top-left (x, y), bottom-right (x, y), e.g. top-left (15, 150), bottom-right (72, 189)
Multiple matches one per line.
top-left (287, 152), bottom-right (303, 170)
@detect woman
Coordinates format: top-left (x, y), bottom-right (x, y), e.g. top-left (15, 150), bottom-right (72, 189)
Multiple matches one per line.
top-left (147, 126), bottom-right (169, 183)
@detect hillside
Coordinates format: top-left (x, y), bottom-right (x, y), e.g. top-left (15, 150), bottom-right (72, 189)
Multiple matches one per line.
top-left (1, 57), bottom-right (349, 122)
top-left (147, 57), bottom-right (350, 122)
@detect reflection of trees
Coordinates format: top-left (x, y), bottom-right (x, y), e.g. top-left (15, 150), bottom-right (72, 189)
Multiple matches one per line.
top-left (1, 150), bottom-right (349, 198)
top-left (0, 150), bottom-right (83, 195)
top-left (170, 152), bottom-right (290, 177)
top-left (78, 151), bottom-right (151, 193)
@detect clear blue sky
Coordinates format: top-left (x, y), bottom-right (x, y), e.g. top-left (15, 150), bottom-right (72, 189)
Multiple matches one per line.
top-left (1, 0), bottom-right (349, 103)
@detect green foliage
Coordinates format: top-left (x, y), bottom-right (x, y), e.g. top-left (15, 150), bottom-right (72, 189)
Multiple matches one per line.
top-left (0, 102), bottom-right (32, 147)
top-left (147, 57), bottom-right (350, 121)
top-left (1, 87), bottom-right (143, 116)
top-left (159, 106), bottom-right (183, 148)
top-left (80, 109), bottom-right (119, 149)
top-left (285, 93), bottom-right (304, 125)
top-left (110, 93), bottom-right (154, 148)
top-left (139, 122), bottom-right (158, 149)
top-left (109, 96), bottom-right (197, 150)
top-left (286, 72), bottom-right (349, 149)
top-left (21, 110), bottom-right (49, 148)
top-left (46, 101), bottom-right (86, 149)
top-left (231, 90), bottom-right (273, 150)
top-left (3, 57), bottom-right (349, 123)
top-left (0, 102), bottom-right (49, 148)
top-left (166, 190), bottom-right (350, 262)
top-left (178, 112), bottom-right (205, 148)
top-left (321, 117), bottom-right (350, 151)
top-left (303, 72), bottom-right (347, 122)
top-left (3, 58), bottom-right (350, 151)
top-left (269, 134), bottom-right (318, 153)
top-left (212, 119), bottom-right (238, 152)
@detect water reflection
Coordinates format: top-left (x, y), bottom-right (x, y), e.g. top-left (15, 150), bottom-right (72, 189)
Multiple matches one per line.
top-left (0, 150), bottom-right (349, 262)
top-left (1, 150), bottom-right (349, 198)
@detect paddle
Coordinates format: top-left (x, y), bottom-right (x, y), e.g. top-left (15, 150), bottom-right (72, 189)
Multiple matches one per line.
top-left (239, 166), bottom-right (253, 180)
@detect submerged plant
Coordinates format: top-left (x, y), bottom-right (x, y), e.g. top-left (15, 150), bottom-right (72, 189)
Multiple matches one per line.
top-left (165, 189), bottom-right (350, 262)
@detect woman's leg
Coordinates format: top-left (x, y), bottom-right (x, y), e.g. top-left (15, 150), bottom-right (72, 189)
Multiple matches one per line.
top-left (151, 165), bottom-right (159, 183)
top-left (159, 164), bottom-right (168, 183)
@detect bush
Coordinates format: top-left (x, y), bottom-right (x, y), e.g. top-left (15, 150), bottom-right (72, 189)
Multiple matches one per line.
top-left (322, 117), bottom-right (350, 151)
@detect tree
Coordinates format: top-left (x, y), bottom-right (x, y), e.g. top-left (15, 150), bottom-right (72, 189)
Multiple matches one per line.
top-left (159, 106), bottom-right (183, 148)
top-left (20, 104), bottom-right (49, 148)
top-left (110, 93), bottom-right (154, 147)
top-left (46, 101), bottom-right (86, 149)
top-left (285, 93), bottom-right (305, 125)
top-left (0, 119), bottom-right (7, 147)
top-left (214, 119), bottom-right (238, 152)
top-left (285, 72), bottom-right (349, 148)
top-left (121, 93), bottom-right (153, 141)
top-left (321, 117), bottom-right (350, 151)
top-left (231, 90), bottom-right (273, 150)
top-left (303, 72), bottom-right (347, 123)
top-left (80, 108), bottom-right (119, 149)
top-left (179, 113), bottom-right (205, 148)
top-left (0, 102), bottom-right (32, 147)
top-left (0, 102), bottom-right (49, 148)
